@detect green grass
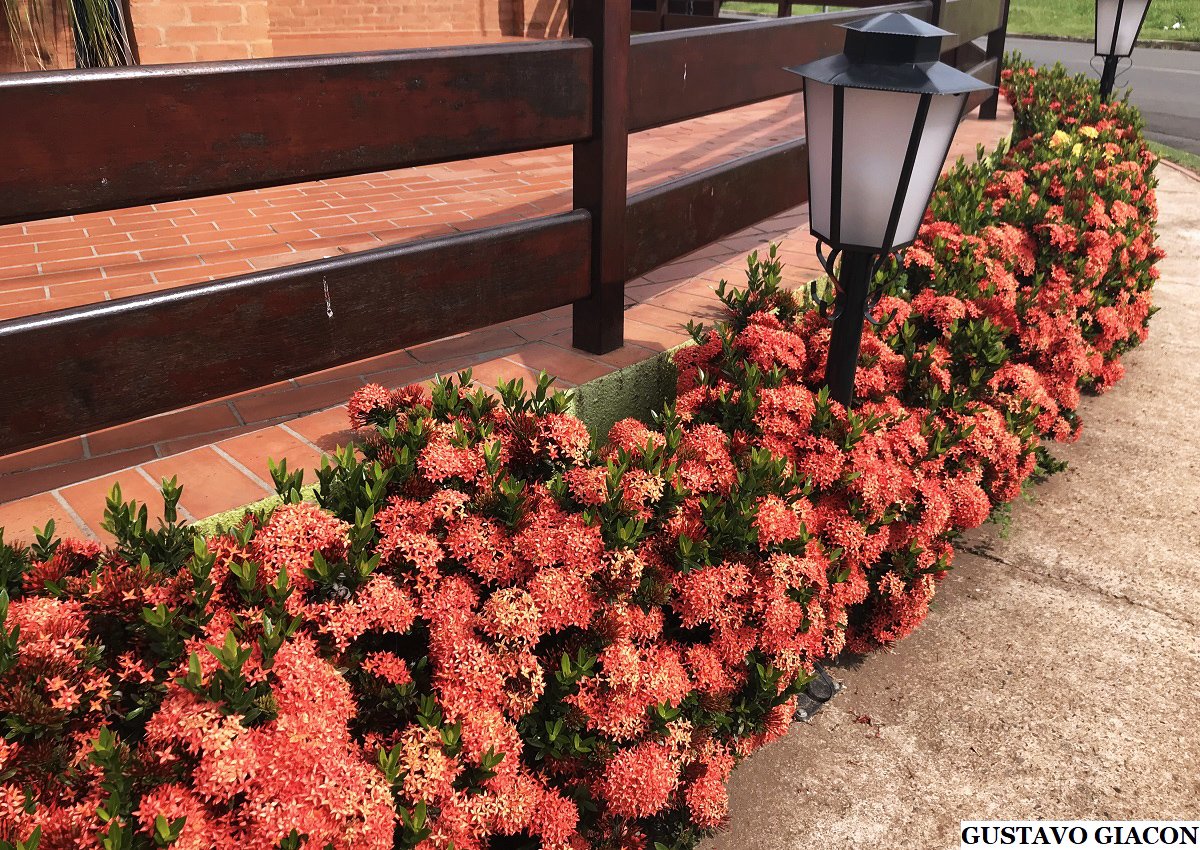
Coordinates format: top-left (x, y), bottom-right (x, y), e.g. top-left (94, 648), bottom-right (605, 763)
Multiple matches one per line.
top-left (721, 3), bottom-right (853, 16)
top-left (1147, 140), bottom-right (1200, 174)
top-left (1007, 0), bottom-right (1198, 43)
top-left (723, 0), bottom-right (1199, 43)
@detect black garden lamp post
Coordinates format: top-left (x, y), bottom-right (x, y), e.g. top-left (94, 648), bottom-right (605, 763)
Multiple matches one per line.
top-left (785, 13), bottom-right (992, 407)
top-left (1096, 0), bottom-right (1152, 99)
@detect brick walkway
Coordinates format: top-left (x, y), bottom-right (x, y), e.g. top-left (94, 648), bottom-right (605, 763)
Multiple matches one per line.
top-left (0, 90), bottom-right (1012, 542)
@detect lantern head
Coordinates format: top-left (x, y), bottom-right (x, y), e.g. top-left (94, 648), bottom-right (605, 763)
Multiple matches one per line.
top-left (1095, 0), bottom-right (1152, 58)
top-left (785, 13), bottom-right (993, 255)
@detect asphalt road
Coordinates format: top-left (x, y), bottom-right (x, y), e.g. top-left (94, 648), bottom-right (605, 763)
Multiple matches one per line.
top-left (1005, 36), bottom-right (1200, 156)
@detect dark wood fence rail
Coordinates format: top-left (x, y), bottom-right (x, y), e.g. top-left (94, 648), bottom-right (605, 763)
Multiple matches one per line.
top-left (0, 42), bottom-right (593, 226)
top-left (0, 0), bottom-right (1009, 458)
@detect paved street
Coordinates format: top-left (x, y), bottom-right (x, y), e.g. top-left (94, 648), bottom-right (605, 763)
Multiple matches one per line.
top-left (1007, 36), bottom-right (1200, 156)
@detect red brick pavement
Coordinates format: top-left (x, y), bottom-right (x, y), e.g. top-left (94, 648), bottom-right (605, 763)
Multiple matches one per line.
top-left (0, 92), bottom-right (1013, 542)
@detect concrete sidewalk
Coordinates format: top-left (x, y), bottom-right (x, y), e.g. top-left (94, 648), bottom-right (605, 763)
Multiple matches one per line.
top-left (707, 162), bottom-right (1200, 848)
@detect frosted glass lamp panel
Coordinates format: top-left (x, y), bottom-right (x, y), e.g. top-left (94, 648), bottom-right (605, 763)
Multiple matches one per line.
top-left (804, 80), bottom-right (835, 243)
top-left (837, 86), bottom-right (923, 250)
top-left (1096, 0), bottom-right (1151, 56)
top-left (892, 92), bottom-right (966, 249)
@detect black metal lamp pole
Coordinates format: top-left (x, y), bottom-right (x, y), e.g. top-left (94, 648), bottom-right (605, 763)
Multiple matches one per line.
top-left (1098, 54), bottom-right (1121, 100)
top-left (785, 13), bottom-right (993, 407)
top-left (1095, 0), bottom-right (1152, 100)
top-left (823, 250), bottom-right (874, 406)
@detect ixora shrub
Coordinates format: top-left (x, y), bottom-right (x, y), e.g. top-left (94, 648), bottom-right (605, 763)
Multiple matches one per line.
top-left (0, 61), bottom-right (1161, 850)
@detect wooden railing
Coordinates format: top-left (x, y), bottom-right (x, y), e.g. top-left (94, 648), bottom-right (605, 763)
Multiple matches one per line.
top-left (0, 0), bottom-right (1009, 458)
top-left (631, 0), bottom-right (727, 32)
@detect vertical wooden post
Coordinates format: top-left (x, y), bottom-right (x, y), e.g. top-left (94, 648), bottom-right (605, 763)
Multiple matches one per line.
top-left (930, 0), bottom-right (958, 89)
top-left (978, 0), bottom-right (1011, 120)
top-left (776, 1), bottom-right (792, 18)
top-left (572, 0), bottom-right (630, 355)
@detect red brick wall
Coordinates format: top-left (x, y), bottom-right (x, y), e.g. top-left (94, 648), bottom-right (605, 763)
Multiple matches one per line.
top-left (128, 0), bottom-right (273, 63)
top-left (267, 0), bottom-right (514, 36)
top-left (3, 0), bottom-right (570, 72)
top-left (121, 0), bottom-right (564, 65)
top-left (519, 0), bottom-right (569, 37)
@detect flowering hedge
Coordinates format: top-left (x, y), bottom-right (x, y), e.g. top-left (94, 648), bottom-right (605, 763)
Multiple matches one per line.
top-left (0, 61), bottom-right (1161, 850)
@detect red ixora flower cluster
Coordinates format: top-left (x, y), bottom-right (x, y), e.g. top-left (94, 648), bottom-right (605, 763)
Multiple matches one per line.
top-left (0, 60), bottom-right (1159, 850)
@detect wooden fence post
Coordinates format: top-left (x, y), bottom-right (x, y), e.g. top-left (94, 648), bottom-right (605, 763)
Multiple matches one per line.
top-left (930, 0), bottom-right (959, 80)
top-left (978, 0), bottom-right (1010, 120)
top-left (572, 0), bottom-right (630, 355)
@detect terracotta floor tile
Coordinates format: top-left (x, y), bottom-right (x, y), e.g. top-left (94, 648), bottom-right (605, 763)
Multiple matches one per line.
top-left (153, 261), bottom-right (252, 285)
top-left (217, 427), bottom-right (325, 487)
top-left (0, 285), bottom-right (46, 306)
top-left (143, 448), bottom-right (272, 521)
top-left (46, 278), bottom-right (127, 299)
top-left (623, 303), bottom-right (697, 334)
top-left (0, 258), bottom-right (41, 277)
top-left (213, 380), bottom-right (296, 405)
top-left (593, 341), bottom-right (664, 370)
top-left (640, 257), bottom-right (726, 285)
top-left (541, 331), bottom-right (662, 371)
top-left (0, 436), bottom-right (86, 477)
top-left (362, 355), bottom-right (486, 390)
top-left (105, 283), bottom-right (172, 300)
top-left (465, 358), bottom-right (547, 394)
top-left (621, 319), bottom-right (692, 353)
top-left (0, 493), bottom-right (91, 543)
top-left (157, 423), bottom-right (275, 457)
top-left (0, 447), bottom-right (159, 507)
top-left (717, 233), bottom-right (775, 255)
top-left (88, 404), bottom-right (242, 456)
top-left (285, 405), bottom-right (354, 455)
top-left (233, 379), bottom-right (365, 424)
top-left (647, 289), bottom-right (727, 323)
top-left (60, 468), bottom-right (170, 544)
top-left (408, 326), bottom-right (527, 364)
top-left (0, 294), bottom-right (96, 320)
top-left (511, 316), bottom-right (573, 342)
top-left (292, 350), bottom-right (419, 386)
top-left (503, 342), bottom-right (611, 387)
top-left (624, 279), bottom-right (679, 302)
top-left (287, 233), bottom-right (381, 253)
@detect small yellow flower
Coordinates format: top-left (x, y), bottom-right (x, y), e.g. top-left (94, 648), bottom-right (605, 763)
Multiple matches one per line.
top-left (1072, 142), bottom-right (1083, 158)
top-left (1050, 129), bottom-right (1071, 148)
top-left (1079, 125), bottom-right (1100, 139)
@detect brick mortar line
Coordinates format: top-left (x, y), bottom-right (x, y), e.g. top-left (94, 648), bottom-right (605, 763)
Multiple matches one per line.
top-left (210, 444), bottom-right (277, 496)
top-left (51, 490), bottom-right (99, 541)
top-left (277, 422), bottom-right (332, 459)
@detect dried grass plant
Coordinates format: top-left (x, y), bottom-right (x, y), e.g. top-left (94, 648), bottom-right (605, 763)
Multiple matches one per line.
top-left (3, 0), bottom-right (132, 70)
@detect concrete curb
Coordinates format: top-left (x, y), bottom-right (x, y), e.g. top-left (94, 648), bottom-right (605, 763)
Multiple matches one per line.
top-left (567, 342), bottom-right (690, 441)
top-left (1157, 155), bottom-right (1200, 184)
top-left (717, 13), bottom-right (1200, 51)
top-left (1009, 31), bottom-right (1200, 52)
